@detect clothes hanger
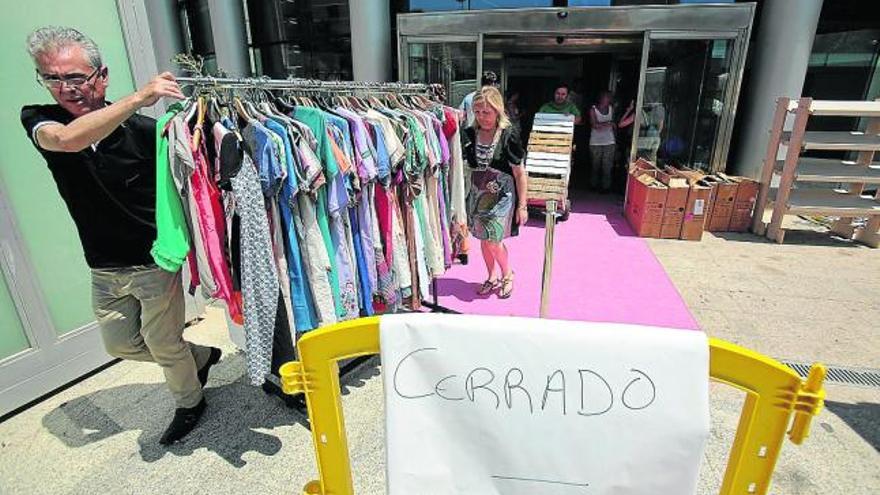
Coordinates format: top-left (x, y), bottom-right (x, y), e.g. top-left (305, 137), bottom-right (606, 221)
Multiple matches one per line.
top-left (184, 93), bottom-right (200, 123)
top-left (233, 94), bottom-right (252, 122)
top-left (239, 87), bottom-right (263, 118)
top-left (318, 93), bottom-right (333, 110)
top-left (260, 88), bottom-right (285, 116)
top-left (207, 92), bottom-right (224, 124)
top-left (351, 94), bottom-right (370, 112)
top-left (413, 94), bottom-right (434, 109)
top-left (191, 95), bottom-right (208, 149)
top-left (386, 93), bottom-right (402, 108)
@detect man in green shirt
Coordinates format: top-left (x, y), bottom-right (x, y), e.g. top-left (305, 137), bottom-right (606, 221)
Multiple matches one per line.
top-left (538, 83), bottom-right (583, 125)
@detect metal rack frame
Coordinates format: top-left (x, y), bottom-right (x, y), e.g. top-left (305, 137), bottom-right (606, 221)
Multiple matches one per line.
top-left (175, 76), bottom-right (432, 95)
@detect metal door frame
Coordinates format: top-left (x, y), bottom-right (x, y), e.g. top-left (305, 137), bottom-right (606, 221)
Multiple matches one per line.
top-left (633, 30), bottom-right (745, 171)
top-left (0, 183), bottom-right (109, 418)
top-left (398, 4), bottom-right (756, 172)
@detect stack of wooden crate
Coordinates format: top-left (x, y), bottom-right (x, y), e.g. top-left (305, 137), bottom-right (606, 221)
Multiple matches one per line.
top-left (753, 97), bottom-right (880, 247)
top-left (525, 113), bottom-right (574, 219)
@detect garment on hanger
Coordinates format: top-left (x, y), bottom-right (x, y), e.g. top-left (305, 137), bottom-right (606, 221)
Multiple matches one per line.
top-left (155, 79), bottom-right (462, 385)
top-left (216, 122), bottom-right (279, 385)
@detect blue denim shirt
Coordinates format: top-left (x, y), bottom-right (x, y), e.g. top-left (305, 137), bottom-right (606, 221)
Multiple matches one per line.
top-left (264, 118), bottom-right (318, 331)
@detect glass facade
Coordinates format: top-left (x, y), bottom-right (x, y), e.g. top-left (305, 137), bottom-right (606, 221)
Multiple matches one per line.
top-left (637, 38), bottom-right (734, 170)
top-left (181, 0), bottom-right (219, 74)
top-left (180, 0), bottom-right (354, 80)
top-left (407, 41), bottom-right (478, 107)
top-left (804, 24), bottom-right (880, 134)
top-left (246, 0), bottom-right (353, 80)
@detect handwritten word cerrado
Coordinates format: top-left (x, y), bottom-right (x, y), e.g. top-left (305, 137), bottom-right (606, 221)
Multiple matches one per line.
top-left (392, 347), bottom-right (657, 416)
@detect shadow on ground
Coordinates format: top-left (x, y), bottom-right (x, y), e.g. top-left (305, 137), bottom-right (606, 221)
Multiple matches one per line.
top-left (40, 352), bottom-right (380, 467)
top-left (712, 229), bottom-right (867, 248)
top-left (435, 278), bottom-right (492, 303)
top-left (340, 356), bottom-right (381, 396)
top-left (825, 400), bottom-right (880, 452)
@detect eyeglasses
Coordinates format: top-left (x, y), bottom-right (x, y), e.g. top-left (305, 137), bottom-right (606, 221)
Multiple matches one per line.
top-left (36, 66), bottom-right (101, 89)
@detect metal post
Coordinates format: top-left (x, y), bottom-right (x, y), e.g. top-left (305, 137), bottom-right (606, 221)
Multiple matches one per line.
top-left (540, 200), bottom-right (557, 318)
top-left (349, 0), bottom-right (392, 82)
top-left (207, 0), bottom-right (251, 76)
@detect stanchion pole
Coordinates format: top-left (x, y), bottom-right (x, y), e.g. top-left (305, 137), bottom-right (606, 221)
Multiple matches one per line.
top-left (540, 200), bottom-right (557, 318)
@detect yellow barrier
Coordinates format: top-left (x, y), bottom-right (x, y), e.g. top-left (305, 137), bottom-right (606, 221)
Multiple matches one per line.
top-left (279, 316), bottom-right (826, 495)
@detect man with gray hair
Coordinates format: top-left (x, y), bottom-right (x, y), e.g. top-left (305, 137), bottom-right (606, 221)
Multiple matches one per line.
top-left (21, 26), bottom-right (220, 445)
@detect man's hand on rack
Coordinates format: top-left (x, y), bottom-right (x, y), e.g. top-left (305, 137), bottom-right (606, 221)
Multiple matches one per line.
top-left (136, 72), bottom-right (185, 108)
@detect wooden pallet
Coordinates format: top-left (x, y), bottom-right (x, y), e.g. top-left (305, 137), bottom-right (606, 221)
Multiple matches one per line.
top-left (529, 133), bottom-right (573, 146)
top-left (529, 177), bottom-right (568, 194)
top-left (525, 113), bottom-right (574, 213)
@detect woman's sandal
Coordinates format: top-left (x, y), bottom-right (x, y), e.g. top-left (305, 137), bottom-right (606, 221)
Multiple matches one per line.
top-left (499, 272), bottom-right (515, 299)
top-left (477, 278), bottom-right (499, 295)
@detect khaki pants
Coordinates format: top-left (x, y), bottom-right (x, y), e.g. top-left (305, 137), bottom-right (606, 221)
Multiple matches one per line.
top-left (91, 265), bottom-right (211, 408)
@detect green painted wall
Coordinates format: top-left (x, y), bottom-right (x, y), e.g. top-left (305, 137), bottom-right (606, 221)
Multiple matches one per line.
top-left (0, 1), bottom-right (136, 338)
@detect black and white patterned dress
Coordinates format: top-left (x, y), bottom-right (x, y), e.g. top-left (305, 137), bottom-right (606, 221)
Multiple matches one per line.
top-left (231, 151), bottom-right (279, 385)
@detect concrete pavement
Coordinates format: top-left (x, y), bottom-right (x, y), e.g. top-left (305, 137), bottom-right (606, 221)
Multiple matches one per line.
top-left (1, 216), bottom-right (878, 494)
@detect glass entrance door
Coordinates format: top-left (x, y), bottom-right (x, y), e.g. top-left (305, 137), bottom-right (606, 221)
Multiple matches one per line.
top-left (634, 33), bottom-right (738, 172)
top-left (401, 36), bottom-right (480, 108)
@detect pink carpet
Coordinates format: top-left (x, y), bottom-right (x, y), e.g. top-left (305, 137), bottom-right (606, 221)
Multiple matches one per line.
top-left (433, 196), bottom-right (700, 330)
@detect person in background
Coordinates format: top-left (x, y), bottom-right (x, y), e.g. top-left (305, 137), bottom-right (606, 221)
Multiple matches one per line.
top-left (538, 83), bottom-right (583, 125)
top-left (462, 86), bottom-right (527, 300)
top-left (589, 90), bottom-right (617, 193)
top-left (460, 71), bottom-right (499, 128)
top-left (505, 89), bottom-right (522, 133)
top-left (20, 26), bottom-right (220, 445)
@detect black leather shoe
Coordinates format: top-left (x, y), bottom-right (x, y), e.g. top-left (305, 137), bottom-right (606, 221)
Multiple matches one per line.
top-left (197, 347), bottom-right (222, 387)
top-left (159, 399), bottom-right (206, 445)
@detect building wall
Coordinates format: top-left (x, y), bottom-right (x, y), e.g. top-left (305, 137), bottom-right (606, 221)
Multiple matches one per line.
top-left (0, 1), bottom-right (136, 353)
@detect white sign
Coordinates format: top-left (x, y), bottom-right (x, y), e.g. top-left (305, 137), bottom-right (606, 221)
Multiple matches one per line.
top-left (381, 313), bottom-right (709, 495)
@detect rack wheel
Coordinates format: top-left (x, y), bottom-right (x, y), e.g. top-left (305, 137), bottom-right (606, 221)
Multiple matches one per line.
top-left (559, 199), bottom-right (571, 222)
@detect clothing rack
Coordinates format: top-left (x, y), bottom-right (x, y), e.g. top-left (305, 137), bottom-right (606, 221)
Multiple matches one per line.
top-left (176, 76), bottom-right (433, 95)
top-left (176, 74), bottom-right (458, 408)
top-left (179, 73), bottom-right (456, 312)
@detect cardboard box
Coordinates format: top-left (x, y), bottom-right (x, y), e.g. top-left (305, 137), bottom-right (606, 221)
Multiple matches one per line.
top-left (703, 176), bottom-right (737, 232)
top-left (672, 167), bottom-right (707, 185)
top-left (625, 159), bottom-right (658, 196)
top-left (723, 175), bottom-right (760, 232)
top-left (630, 158), bottom-right (657, 173)
top-left (656, 170), bottom-right (689, 239)
top-left (680, 182), bottom-right (713, 241)
top-left (625, 167), bottom-right (667, 238)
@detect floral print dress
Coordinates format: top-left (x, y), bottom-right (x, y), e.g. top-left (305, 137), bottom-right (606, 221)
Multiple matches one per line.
top-left (467, 132), bottom-right (517, 243)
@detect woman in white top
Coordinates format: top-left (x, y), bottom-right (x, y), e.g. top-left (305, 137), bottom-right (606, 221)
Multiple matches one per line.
top-left (589, 90), bottom-right (616, 193)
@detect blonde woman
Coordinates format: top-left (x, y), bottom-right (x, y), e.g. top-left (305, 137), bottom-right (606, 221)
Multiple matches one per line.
top-left (462, 86), bottom-right (527, 299)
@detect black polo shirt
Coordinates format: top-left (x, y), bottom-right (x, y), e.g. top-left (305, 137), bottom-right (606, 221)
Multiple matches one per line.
top-left (21, 104), bottom-right (158, 269)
